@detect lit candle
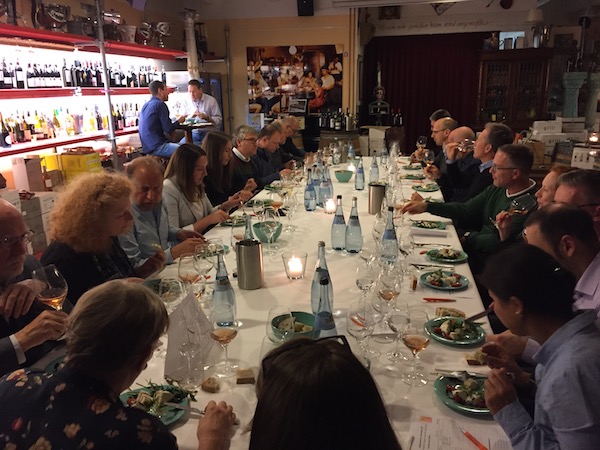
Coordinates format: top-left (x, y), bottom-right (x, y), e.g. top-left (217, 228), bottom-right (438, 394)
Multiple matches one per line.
top-left (347, 162), bottom-right (356, 172)
top-left (287, 256), bottom-right (303, 278)
top-left (324, 198), bottom-right (336, 214)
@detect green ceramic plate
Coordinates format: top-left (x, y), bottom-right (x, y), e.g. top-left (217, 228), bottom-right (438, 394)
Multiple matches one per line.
top-left (220, 216), bottom-right (245, 227)
top-left (413, 183), bottom-right (440, 192)
top-left (246, 199), bottom-right (272, 207)
top-left (120, 386), bottom-right (190, 427)
top-left (403, 174), bottom-right (426, 180)
top-left (426, 248), bottom-right (468, 263)
top-left (420, 271), bottom-right (469, 291)
top-left (424, 317), bottom-right (485, 347)
top-left (434, 376), bottom-right (491, 418)
top-left (404, 164), bottom-right (422, 170)
top-left (411, 220), bottom-right (446, 230)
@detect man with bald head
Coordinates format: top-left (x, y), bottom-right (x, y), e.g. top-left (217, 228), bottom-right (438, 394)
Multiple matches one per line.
top-left (443, 126), bottom-right (481, 201)
top-left (0, 199), bottom-right (67, 375)
top-left (425, 117), bottom-right (457, 200)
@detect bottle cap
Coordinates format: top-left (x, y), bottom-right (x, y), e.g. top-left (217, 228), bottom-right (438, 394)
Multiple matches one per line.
top-left (388, 206), bottom-right (394, 212)
top-left (320, 278), bottom-right (329, 285)
top-left (337, 195), bottom-right (342, 199)
top-left (318, 241), bottom-right (325, 247)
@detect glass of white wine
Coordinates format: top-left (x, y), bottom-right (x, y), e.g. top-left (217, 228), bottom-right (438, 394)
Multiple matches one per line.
top-left (178, 253), bottom-right (201, 290)
top-left (401, 309), bottom-right (430, 387)
top-left (32, 264), bottom-right (68, 311)
top-left (211, 304), bottom-right (239, 377)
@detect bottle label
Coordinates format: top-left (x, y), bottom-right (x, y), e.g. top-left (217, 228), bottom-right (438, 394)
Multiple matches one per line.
top-left (314, 311), bottom-right (335, 330)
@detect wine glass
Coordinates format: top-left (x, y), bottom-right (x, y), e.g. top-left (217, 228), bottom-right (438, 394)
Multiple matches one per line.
top-left (260, 209), bottom-right (280, 256)
top-left (284, 193), bottom-right (298, 233)
top-left (193, 245), bottom-right (214, 308)
top-left (489, 193), bottom-right (537, 229)
top-left (178, 316), bottom-right (204, 389)
top-left (32, 265), bottom-right (68, 311)
top-left (423, 149), bottom-right (435, 167)
top-left (416, 136), bottom-right (427, 152)
top-left (346, 301), bottom-right (376, 364)
top-left (230, 226), bottom-right (244, 274)
top-left (386, 308), bottom-right (409, 363)
top-left (355, 260), bottom-right (375, 302)
top-left (359, 245), bottom-right (377, 266)
top-left (178, 253), bottom-right (201, 289)
top-left (158, 278), bottom-right (185, 313)
top-left (266, 306), bottom-right (294, 344)
top-left (211, 303), bottom-right (239, 377)
top-left (252, 199), bottom-right (265, 221)
top-left (398, 232), bottom-right (415, 275)
top-left (401, 309), bottom-right (430, 387)
top-left (372, 214), bottom-right (386, 245)
top-left (373, 272), bottom-right (400, 316)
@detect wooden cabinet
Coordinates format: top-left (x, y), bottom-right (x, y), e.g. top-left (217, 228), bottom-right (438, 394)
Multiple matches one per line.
top-left (476, 48), bottom-right (553, 131)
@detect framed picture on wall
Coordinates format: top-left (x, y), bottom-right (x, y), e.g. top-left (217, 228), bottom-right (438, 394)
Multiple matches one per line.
top-left (549, 26), bottom-right (582, 54)
top-left (288, 98), bottom-right (308, 114)
top-left (379, 6), bottom-right (400, 20)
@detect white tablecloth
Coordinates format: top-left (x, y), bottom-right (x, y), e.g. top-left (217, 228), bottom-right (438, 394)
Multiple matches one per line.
top-left (133, 157), bottom-right (507, 449)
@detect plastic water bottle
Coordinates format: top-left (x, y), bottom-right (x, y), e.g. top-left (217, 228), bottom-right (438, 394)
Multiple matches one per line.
top-left (311, 165), bottom-right (321, 206)
top-left (304, 168), bottom-right (317, 211)
top-left (369, 151), bottom-right (379, 184)
top-left (345, 196), bottom-right (362, 253)
top-left (212, 253), bottom-right (236, 324)
top-left (380, 206), bottom-right (398, 267)
top-left (355, 157), bottom-right (365, 191)
top-left (331, 195), bottom-right (346, 251)
top-left (313, 278), bottom-right (337, 339)
top-left (311, 241), bottom-right (333, 315)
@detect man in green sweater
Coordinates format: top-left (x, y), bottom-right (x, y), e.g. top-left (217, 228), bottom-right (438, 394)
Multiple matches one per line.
top-left (403, 144), bottom-right (537, 271)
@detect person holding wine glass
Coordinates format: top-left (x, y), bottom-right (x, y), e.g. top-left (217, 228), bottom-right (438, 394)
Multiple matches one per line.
top-left (0, 199), bottom-right (67, 376)
top-left (31, 265), bottom-right (68, 311)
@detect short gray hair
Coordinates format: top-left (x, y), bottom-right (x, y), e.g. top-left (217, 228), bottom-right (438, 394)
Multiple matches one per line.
top-left (233, 125), bottom-right (258, 145)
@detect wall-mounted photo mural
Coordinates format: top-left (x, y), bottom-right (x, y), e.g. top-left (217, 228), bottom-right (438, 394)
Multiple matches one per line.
top-left (247, 44), bottom-right (343, 115)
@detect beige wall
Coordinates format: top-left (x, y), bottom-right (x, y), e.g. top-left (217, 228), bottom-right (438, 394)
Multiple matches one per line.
top-left (203, 14), bottom-right (354, 132)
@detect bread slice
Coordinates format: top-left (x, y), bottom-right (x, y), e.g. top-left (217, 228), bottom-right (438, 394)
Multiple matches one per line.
top-left (465, 349), bottom-right (488, 366)
top-left (435, 307), bottom-right (465, 318)
top-left (201, 377), bottom-right (220, 393)
top-left (236, 368), bottom-right (256, 385)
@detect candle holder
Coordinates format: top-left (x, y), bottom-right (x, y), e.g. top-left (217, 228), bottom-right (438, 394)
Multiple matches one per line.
top-left (282, 252), bottom-right (308, 280)
top-left (324, 198), bottom-right (336, 214)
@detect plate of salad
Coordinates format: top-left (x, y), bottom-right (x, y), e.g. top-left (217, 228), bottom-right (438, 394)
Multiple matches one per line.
top-left (424, 316), bottom-right (486, 346)
top-left (120, 381), bottom-right (194, 427)
top-left (420, 270), bottom-right (469, 291)
top-left (426, 248), bottom-right (468, 263)
top-left (220, 216), bottom-right (245, 227)
top-left (404, 164), bottom-right (422, 171)
top-left (410, 220), bottom-right (446, 230)
top-left (434, 376), bottom-right (491, 418)
top-left (403, 174), bottom-right (426, 180)
top-left (413, 183), bottom-right (440, 192)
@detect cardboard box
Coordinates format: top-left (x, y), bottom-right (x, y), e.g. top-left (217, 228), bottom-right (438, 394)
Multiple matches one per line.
top-left (35, 191), bottom-right (56, 215)
top-left (534, 133), bottom-right (568, 148)
top-left (561, 117), bottom-right (586, 132)
top-left (64, 166), bottom-right (103, 181)
top-left (563, 130), bottom-right (588, 143)
top-left (0, 188), bottom-right (21, 211)
top-left (39, 154), bottom-right (62, 171)
top-left (532, 119), bottom-right (562, 134)
top-left (11, 157), bottom-right (46, 192)
top-left (19, 196), bottom-right (41, 219)
top-left (30, 230), bottom-right (47, 254)
top-left (60, 152), bottom-right (102, 171)
top-left (524, 141), bottom-right (549, 166)
top-left (571, 146), bottom-right (596, 169)
top-left (361, 126), bottom-right (389, 156)
top-left (41, 212), bottom-right (52, 233)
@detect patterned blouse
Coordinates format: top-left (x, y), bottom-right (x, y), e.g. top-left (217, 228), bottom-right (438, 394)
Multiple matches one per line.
top-left (0, 367), bottom-right (178, 449)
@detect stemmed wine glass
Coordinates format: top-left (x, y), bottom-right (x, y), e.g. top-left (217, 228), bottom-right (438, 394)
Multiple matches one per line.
top-left (386, 307), bottom-right (409, 363)
top-left (252, 199), bottom-right (265, 221)
top-left (416, 136), bottom-right (427, 152)
top-left (398, 232), bottom-right (415, 275)
top-left (266, 305), bottom-right (295, 344)
top-left (401, 309), bottom-right (430, 387)
top-left (158, 278), bottom-right (185, 314)
top-left (284, 193), bottom-right (298, 233)
top-left (423, 149), bottom-right (435, 167)
top-left (178, 253), bottom-right (201, 290)
top-left (373, 271), bottom-right (400, 316)
top-left (210, 304), bottom-right (238, 377)
top-left (193, 245), bottom-right (214, 308)
top-left (32, 264), bottom-right (68, 311)
top-left (355, 260), bottom-right (375, 302)
top-left (259, 208), bottom-right (280, 256)
top-left (346, 301), bottom-right (376, 365)
top-left (489, 193), bottom-right (537, 229)
top-left (178, 316), bottom-right (204, 389)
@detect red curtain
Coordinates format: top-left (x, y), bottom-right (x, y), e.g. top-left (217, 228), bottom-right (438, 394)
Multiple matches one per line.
top-left (362, 32), bottom-right (489, 152)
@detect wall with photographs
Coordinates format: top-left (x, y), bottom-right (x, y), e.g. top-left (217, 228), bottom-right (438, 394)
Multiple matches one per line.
top-left (247, 45), bottom-right (343, 116)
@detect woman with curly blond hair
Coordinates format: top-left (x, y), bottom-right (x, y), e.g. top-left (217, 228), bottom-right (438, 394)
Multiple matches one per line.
top-left (41, 172), bottom-right (139, 303)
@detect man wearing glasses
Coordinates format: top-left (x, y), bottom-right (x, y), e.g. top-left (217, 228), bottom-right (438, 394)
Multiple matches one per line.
top-left (230, 125), bottom-right (260, 193)
top-left (554, 169), bottom-right (600, 239)
top-left (0, 199), bottom-right (67, 375)
top-left (279, 116), bottom-right (306, 162)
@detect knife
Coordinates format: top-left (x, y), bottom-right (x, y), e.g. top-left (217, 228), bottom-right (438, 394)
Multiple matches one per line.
top-left (164, 402), bottom-right (241, 425)
top-left (423, 297), bottom-right (457, 302)
top-left (464, 307), bottom-right (493, 323)
top-left (413, 242), bottom-right (452, 247)
top-left (410, 263), bottom-right (454, 270)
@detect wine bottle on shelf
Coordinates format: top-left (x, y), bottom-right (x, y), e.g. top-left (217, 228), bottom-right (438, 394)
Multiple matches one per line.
top-left (369, 151), bottom-right (379, 183)
top-left (354, 156), bottom-right (365, 190)
top-left (0, 114), bottom-right (12, 148)
top-left (304, 168), bottom-right (317, 211)
top-left (345, 196), bottom-right (362, 253)
top-left (212, 252), bottom-right (237, 320)
top-left (15, 60), bottom-right (24, 89)
top-left (3, 60), bottom-right (13, 89)
top-left (0, 59), bottom-right (4, 89)
top-left (311, 241), bottom-right (334, 316)
top-left (42, 166), bottom-right (53, 191)
top-left (331, 195), bottom-right (346, 251)
top-left (313, 278), bottom-right (337, 339)
top-left (380, 206), bottom-right (398, 267)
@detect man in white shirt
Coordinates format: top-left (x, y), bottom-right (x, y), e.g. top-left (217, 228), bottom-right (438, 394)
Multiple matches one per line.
top-left (181, 79), bottom-right (223, 144)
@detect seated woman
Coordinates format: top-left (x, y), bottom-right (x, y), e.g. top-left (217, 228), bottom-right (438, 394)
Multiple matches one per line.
top-left (202, 131), bottom-right (255, 206)
top-left (163, 144), bottom-right (247, 233)
top-left (480, 243), bottom-right (600, 449)
top-left (41, 172), bottom-right (144, 303)
top-left (250, 336), bottom-right (402, 450)
top-left (0, 280), bottom-right (235, 449)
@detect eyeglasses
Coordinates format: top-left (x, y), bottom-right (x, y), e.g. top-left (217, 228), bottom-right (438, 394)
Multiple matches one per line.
top-left (261, 335), bottom-right (349, 375)
top-left (0, 231), bottom-right (34, 249)
top-left (490, 164), bottom-right (518, 172)
top-left (431, 129), bottom-right (447, 133)
top-left (242, 138), bottom-right (258, 145)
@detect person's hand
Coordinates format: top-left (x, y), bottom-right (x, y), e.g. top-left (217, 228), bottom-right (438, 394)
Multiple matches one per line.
top-left (136, 249), bottom-right (167, 279)
top-left (481, 342), bottom-right (530, 386)
top-left (411, 192), bottom-right (424, 202)
top-left (484, 368), bottom-right (518, 415)
top-left (176, 229), bottom-right (203, 241)
top-left (239, 189), bottom-right (254, 202)
top-left (485, 331), bottom-right (527, 359)
top-left (424, 165), bottom-right (441, 180)
top-left (446, 142), bottom-right (463, 161)
top-left (0, 283), bottom-right (37, 320)
top-left (207, 209), bottom-right (230, 225)
top-left (173, 238), bottom-right (207, 260)
top-left (284, 160), bottom-right (295, 170)
top-left (244, 178), bottom-right (258, 192)
top-left (196, 401), bottom-right (236, 450)
top-left (410, 148), bottom-right (424, 163)
top-left (494, 210), bottom-right (512, 242)
top-left (279, 168), bottom-right (292, 178)
top-left (177, 115), bottom-right (187, 124)
top-left (402, 201), bottom-right (427, 215)
top-left (14, 310), bottom-right (68, 352)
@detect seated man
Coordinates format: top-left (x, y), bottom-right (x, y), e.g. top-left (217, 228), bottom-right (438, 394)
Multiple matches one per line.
top-left (0, 199), bottom-right (67, 376)
top-left (118, 157), bottom-right (205, 277)
top-left (403, 144), bottom-right (537, 273)
top-left (279, 116), bottom-right (306, 163)
top-left (268, 121), bottom-right (296, 171)
top-left (230, 125), bottom-right (261, 192)
top-left (179, 79), bottom-right (223, 144)
top-left (425, 117), bottom-right (458, 200)
top-left (251, 123), bottom-right (293, 187)
top-left (441, 126), bottom-right (480, 202)
top-left (138, 80), bottom-right (186, 158)
top-left (554, 169), bottom-right (600, 239)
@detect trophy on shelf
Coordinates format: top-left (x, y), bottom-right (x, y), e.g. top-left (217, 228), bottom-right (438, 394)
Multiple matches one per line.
top-left (154, 22), bottom-right (171, 48)
top-left (138, 21), bottom-right (154, 45)
top-left (35, 2), bottom-right (71, 32)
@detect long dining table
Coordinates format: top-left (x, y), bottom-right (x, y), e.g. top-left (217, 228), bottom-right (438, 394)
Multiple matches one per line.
top-left (84, 157), bottom-right (513, 448)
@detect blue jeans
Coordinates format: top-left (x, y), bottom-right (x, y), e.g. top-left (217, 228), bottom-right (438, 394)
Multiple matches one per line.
top-left (178, 129), bottom-right (207, 146)
top-left (147, 141), bottom-right (180, 158)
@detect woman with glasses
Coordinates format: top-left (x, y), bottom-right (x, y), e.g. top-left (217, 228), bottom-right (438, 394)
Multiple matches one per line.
top-left (480, 244), bottom-right (600, 449)
top-left (250, 336), bottom-right (402, 450)
top-left (202, 131), bottom-right (256, 206)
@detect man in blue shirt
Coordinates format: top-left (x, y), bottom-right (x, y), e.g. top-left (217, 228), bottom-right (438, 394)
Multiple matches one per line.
top-left (138, 80), bottom-right (185, 158)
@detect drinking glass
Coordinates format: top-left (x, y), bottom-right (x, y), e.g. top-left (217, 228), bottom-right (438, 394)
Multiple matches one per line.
top-left (416, 136), bottom-right (427, 152)
top-left (372, 214), bottom-right (386, 245)
top-left (423, 149), bottom-right (435, 167)
top-left (346, 301), bottom-right (376, 362)
top-left (359, 245), bottom-right (377, 266)
top-left (193, 245), bottom-right (214, 308)
top-left (373, 272), bottom-right (400, 316)
top-left (32, 264), bottom-right (68, 311)
top-left (266, 306), bottom-right (294, 344)
top-left (211, 304), bottom-right (239, 377)
top-left (158, 278), bottom-right (185, 313)
top-left (178, 253), bottom-right (200, 288)
top-left (355, 260), bottom-right (375, 302)
top-left (259, 209), bottom-right (280, 256)
top-left (178, 317), bottom-right (204, 389)
top-left (284, 193), bottom-right (298, 233)
top-left (398, 232), bottom-right (415, 274)
top-left (401, 309), bottom-right (430, 387)
top-left (230, 226), bottom-right (244, 274)
top-left (489, 193), bottom-right (537, 229)
top-left (252, 199), bottom-right (265, 221)
top-left (386, 308), bottom-right (409, 363)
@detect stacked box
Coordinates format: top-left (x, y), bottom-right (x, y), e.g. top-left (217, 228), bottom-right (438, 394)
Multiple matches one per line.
top-left (11, 157), bottom-right (45, 192)
top-left (532, 119), bottom-right (561, 133)
top-left (0, 188), bottom-right (21, 211)
top-left (561, 117), bottom-right (586, 132)
top-left (60, 152), bottom-right (102, 171)
top-left (20, 191), bottom-right (56, 255)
